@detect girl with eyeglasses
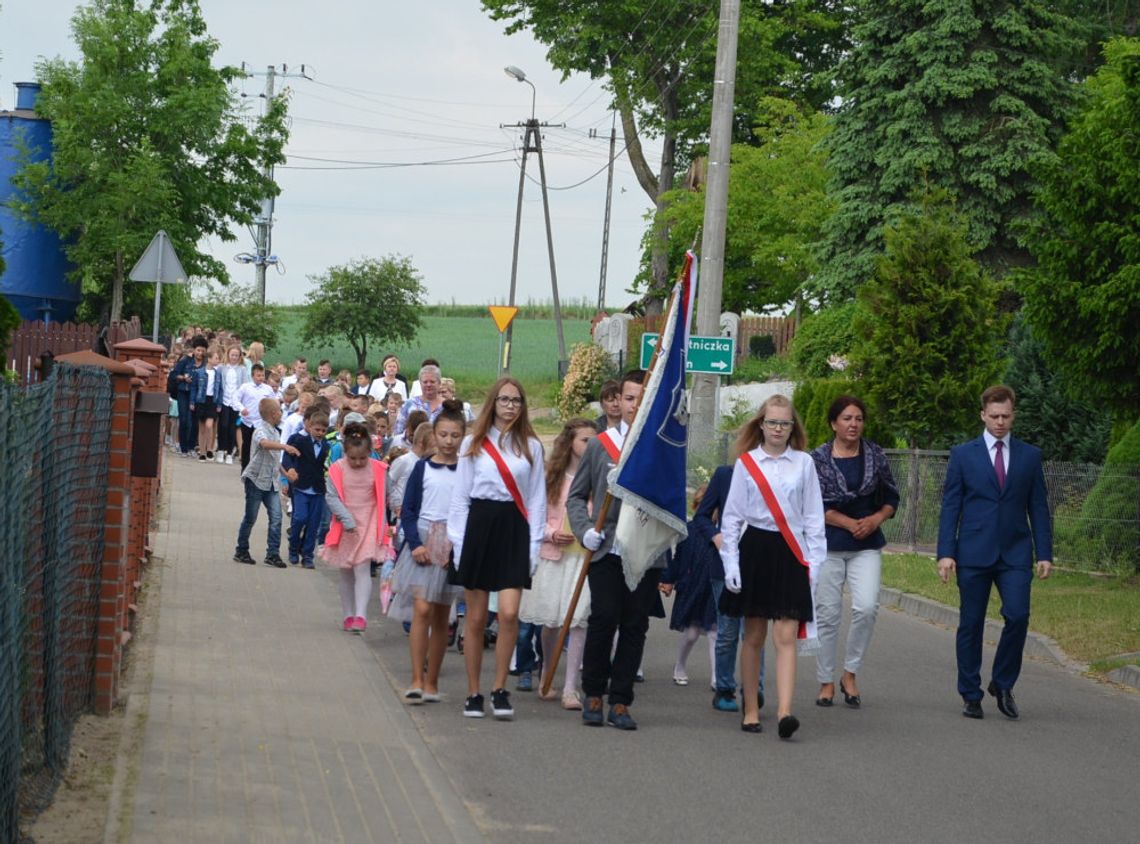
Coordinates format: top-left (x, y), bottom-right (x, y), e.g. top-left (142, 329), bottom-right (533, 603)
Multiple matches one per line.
top-left (448, 377), bottom-right (547, 720)
top-left (719, 394), bottom-right (826, 739)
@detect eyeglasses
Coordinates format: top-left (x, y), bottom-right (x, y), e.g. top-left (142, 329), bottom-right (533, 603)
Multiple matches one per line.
top-left (762, 419), bottom-right (794, 430)
top-left (496, 396), bottom-right (524, 407)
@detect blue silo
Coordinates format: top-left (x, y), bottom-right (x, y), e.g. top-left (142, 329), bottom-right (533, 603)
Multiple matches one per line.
top-left (0, 82), bottom-right (79, 323)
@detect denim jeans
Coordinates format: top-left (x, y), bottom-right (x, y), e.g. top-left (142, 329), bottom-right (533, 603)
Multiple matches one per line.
top-left (236, 478), bottom-right (282, 558)
top-left (711, 578), bottom-right (764, 695)
top-left (514, 621), bottom-right (543, 674)
top-left (288, 491), bottom-right (325, 563)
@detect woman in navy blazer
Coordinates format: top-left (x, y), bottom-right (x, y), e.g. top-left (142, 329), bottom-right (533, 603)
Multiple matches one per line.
top-left (937, 385), bottom-right (1052, 721)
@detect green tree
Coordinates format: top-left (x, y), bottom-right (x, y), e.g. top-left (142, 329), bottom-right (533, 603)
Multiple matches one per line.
top-left (848, 189), bottom-right (1006, 448)
top-left (815, 0), bottom-right (1083, 300)
top-left (480, 1), bottom-right (847, 307)
top-left (1020, 37), bottom-right (1140, 417)
top-left (661, 98), bottom-right (834, 313)
top-left (12, 0), bottom-right (288, 324)
top-left (1002, 314), bottom-right (1110, 464)
top-left (302, 256), bottom-right (427, 371)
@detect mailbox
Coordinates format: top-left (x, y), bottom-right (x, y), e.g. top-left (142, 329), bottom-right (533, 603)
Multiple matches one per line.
top-left (131, 391), bottom-right (169, 478)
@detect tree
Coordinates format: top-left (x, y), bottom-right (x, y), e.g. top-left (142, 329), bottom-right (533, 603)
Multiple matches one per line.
top-left (815, 0), bottom-right (1084, 301)
top-left (302, 256), bottom-right (427, 371)
top-left (480, 1), bottom-right (848, 307)
top-left (848, 188), bottom-right (1006, 448)
top-left (12, 0), bottom-right (288, 323)
top-left (1020, 37), bottom-right (1140, 417)
top-left (660, 98), bottom-right (834, 313)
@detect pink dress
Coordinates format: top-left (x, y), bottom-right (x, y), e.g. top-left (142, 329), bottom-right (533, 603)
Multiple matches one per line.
top-left (321, 462), bottom-right (382, 569)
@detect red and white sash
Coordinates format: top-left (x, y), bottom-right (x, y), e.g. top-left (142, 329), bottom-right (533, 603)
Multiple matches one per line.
top-left (482, 437), bottom-right (528, 521)
top-left (739, 452), bottom-right (811, 640)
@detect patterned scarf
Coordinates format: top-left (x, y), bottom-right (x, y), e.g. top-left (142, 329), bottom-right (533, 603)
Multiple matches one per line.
top-left (811, 439), bottom-right (896, 508)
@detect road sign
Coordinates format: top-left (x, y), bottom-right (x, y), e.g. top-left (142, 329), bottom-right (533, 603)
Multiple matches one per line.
top-left (640, 332), bottom-right (735, 375)
top-left (488, 305), bottom-right (519, 333)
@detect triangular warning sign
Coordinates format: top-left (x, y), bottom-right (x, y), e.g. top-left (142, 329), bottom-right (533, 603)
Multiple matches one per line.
top-left (489, 305), bottom-right (519, 333)
top-left (129, 230), bottom-right (188, 284)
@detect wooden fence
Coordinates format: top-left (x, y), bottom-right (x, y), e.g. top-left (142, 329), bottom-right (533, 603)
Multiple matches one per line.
top-left (4, 318), bottom-right (142, 386)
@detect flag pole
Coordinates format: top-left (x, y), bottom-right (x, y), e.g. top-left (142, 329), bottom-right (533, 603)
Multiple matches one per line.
top-left (539, 262), bottom-right (689, 698)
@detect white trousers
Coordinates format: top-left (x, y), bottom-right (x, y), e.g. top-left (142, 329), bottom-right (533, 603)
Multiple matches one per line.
top-left (814, 548), bottom-right (882, 683)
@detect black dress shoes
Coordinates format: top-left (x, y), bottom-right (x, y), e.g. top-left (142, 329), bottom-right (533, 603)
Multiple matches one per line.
top-left (987, 681), bottom-right (1019, 720)
top-left (962, 700), bottom-right (984, 719)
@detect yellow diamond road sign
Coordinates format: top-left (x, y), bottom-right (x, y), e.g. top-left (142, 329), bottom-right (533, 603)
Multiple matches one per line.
top-left (489, 306), bottom-right (519, 333)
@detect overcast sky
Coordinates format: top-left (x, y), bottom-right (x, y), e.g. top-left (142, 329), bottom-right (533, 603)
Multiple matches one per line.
top-left (1, 1), bottom-right (662, 307)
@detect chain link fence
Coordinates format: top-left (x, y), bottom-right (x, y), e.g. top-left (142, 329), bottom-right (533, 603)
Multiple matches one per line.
top-left (0, 364), bottom-right (113, 840)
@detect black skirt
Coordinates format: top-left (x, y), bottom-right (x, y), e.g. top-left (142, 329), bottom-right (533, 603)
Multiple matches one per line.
top-left (453, 498), bottom-right (531, 591)
top-left (718, 527), bottom-right (813, 621)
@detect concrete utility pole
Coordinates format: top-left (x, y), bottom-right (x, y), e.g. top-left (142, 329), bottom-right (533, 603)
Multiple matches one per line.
top-left (241, 63), bottom-right (309, 304)
top-left (501, 67), bottom-right (569, 377)
top-left (596, 116), bottom-right (618, 314)
top-left (690, 0), bottom-right (741, 458)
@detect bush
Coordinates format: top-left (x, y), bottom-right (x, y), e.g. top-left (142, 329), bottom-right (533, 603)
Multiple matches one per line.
top-left (794, 377), bottom-right (895, 450)
top-left (789, 301), bottom-right (860, 377)
top-left (749, 334), bottom-right (776, 359)
top-left (556, 342), bottom-right (612, 419)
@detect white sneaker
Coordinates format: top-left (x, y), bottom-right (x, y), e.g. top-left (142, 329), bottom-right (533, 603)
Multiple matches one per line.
top-left (225, 453), bottom-right (234, 465)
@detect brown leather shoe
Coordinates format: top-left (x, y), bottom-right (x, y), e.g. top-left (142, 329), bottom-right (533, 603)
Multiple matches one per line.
top-left (582, 695), bottom-right (604, 726)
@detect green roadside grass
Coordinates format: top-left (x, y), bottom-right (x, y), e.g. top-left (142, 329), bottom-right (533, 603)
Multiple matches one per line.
top-left (882, 553), bottom-right (1140, 669)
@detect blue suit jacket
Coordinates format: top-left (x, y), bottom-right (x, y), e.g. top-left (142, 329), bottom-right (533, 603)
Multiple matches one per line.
top-left (936, 436), bottom-right (1052, 568)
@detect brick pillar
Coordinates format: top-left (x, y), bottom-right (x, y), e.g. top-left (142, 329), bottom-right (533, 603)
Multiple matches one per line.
top-left (55, 351), bottom-right (139, 714)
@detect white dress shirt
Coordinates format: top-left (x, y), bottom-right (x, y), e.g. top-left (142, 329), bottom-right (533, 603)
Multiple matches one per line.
top-left (983, 430), bottom-right (1011, 473)
top-left (448, 427), bottom-right (547, 559)
top-left (719, 445), bottom-right (827, 583)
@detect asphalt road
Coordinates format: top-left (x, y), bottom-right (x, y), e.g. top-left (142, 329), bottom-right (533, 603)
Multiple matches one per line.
top-left (361, 598), bottom-right (1140, 844)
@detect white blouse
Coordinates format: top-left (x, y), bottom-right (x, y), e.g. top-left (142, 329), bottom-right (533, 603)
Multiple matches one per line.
top-left (719, 446), bottom-right (827, 583)
top-left (448, 427), bottom-right (547, 558)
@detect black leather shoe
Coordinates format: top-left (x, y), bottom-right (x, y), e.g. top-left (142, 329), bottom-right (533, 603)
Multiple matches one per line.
top-left (987, 682), bottom-right (1019, 720)
top-left (962, 700), bottom-right (984, 719)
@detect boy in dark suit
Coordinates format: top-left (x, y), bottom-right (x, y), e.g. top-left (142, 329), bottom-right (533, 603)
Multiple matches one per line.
top-left (937, 385), bottom-right (1052, 720)
top-left (283, 408), bottom-right (331, 569)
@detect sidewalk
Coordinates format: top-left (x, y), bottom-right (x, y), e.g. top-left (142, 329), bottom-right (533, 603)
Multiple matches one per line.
top-left (125, 454), bottom-right (483, 843)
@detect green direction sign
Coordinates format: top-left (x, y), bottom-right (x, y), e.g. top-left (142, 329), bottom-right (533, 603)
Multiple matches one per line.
top-left (639, 332), bottom-right (735, 375)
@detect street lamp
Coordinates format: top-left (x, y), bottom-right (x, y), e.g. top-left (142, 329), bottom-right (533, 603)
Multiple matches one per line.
top-left (504, 65), bottom-right (536, 121)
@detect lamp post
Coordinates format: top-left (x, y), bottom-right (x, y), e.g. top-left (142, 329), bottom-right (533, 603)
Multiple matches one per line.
top-left (500, 66), bottom-right (568, 377)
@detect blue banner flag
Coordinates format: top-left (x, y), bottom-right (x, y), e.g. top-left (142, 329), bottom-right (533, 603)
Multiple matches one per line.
top-left (610, 251), bottom-right (697, 589)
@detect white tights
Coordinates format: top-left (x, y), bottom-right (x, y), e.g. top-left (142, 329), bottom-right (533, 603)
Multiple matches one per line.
top-left (674, 623), bottom-right (718, 687)
top-left (338, 565), bottom-right (372, 619)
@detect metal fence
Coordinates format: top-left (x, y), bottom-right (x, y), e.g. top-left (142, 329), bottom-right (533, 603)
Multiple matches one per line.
top-left (0, 364), bottom-right (113, 839)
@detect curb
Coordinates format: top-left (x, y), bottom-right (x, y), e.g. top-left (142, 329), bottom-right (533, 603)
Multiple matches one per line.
top-left (878, 587), bottom-right (1098, 679)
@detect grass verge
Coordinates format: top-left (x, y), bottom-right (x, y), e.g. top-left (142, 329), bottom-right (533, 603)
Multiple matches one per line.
top-left (882, 553), bottom-right (1140, 666)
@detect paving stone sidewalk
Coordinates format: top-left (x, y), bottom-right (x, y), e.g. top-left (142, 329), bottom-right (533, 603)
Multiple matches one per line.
top-left (128, 455), bottom-right (483, 843)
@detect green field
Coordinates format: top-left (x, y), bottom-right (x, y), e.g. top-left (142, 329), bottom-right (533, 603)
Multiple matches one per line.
top-left (266, 311), bottom-right (592, 404)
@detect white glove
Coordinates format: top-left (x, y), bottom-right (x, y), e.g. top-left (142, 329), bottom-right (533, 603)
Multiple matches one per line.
top-left (582, 529), bottom-right (605, 552)
top-left (723, 560), bottom-right (742, 593)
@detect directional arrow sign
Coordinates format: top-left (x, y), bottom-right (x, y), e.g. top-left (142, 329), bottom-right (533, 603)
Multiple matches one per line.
top-left (488, 305), bottom-right (519, 333)
top-left (640, 332), bottom-right (736, 375)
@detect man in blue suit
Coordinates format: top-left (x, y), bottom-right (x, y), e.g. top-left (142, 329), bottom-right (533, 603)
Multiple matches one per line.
top-left (937, 385), bottom-right (1052, 720)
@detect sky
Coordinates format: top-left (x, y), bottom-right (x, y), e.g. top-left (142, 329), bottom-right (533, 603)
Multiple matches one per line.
top-left (0, 1), bottom-right (662, 307)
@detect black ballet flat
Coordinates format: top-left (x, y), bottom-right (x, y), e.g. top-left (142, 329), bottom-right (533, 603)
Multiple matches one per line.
top-left (840, 676), bottom-right (862, 709)
top-left (740, 690), bottom-right (762, 733)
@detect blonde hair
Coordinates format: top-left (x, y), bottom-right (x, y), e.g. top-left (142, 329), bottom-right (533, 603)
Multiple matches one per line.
top-left (732, 394), bottom-right (806, 458)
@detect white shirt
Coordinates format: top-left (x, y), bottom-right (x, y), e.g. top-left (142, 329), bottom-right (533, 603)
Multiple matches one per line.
top-left (448, 427), bottom-right (547, 558)
top-left (367, 377), bottom-right (407, 402)
top-left (983, 430), bottom-right (1011, 473)
top-left (719, 446), bottom-right (827, 581)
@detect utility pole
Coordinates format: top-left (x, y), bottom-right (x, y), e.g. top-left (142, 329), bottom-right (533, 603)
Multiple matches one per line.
top-left (500, 106), bottom-right (569, 376)
top-left (241, 63), bottom-right (309, 304)
top-left (595, 115), bottom-right (618, 314)
top-left (690, 0), bottom-right (740, 457)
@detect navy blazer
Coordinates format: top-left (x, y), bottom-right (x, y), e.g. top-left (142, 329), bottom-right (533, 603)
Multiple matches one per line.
top-left (692, 464), bottom-right (733, 579)
top-left (936, 435), bottom-right (1052, 568)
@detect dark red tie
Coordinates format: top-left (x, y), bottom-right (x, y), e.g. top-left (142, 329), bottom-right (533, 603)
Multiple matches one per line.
top-left (994, 440), bottom-right (1006, 490)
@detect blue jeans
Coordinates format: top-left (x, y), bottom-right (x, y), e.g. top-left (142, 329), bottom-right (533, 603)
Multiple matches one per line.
top-left (711, 579), bottom-right (764, 695)
top-left (236, 479), bottom-right (282, 558)
top-left (515, 621), bottom-right (542, 673)
top-left (288, 491), bottom-right (325, 563)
